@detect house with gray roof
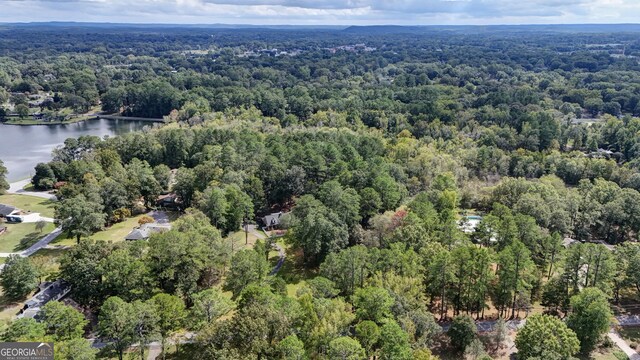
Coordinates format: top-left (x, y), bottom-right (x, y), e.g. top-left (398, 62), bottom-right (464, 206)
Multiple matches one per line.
top-left (262, 211), bottom-right (288, 230)
top-left (125, 223), bottom-right (171, 241)
top-left (0, 204), bottom-right (17, 217)
top-left (18, 280), bottom-right (71, 319)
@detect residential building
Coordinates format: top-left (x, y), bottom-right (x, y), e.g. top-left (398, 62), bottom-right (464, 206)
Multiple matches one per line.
top-left (125, 222), bottom-right (171, 241)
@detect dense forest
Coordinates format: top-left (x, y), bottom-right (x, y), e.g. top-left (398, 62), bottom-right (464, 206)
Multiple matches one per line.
top-left (2, 24), bottom-right (640, 359)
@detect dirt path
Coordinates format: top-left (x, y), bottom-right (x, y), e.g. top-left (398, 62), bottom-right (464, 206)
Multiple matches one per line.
top-left (248, 225), bottom-right (266, 239)
top-left (608, 330), bottom-right (640, 360)
top-left (147, 344), bottom-right (161, 360)
top-left (270, 243), bottom-right (285, 275)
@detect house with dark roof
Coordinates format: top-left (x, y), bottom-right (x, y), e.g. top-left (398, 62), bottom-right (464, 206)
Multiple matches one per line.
top-left (0, 204), bottom-right (17, 218)
top-left (262, 212), bottom-right (288, 230)
top-left (18, 280), bottom-right (71, 319)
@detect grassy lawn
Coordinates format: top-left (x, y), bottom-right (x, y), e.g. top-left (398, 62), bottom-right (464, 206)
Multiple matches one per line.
top-left (0, 292), bottom-right (26, 325)
top-left (164, 343), bottom-right (200, 360)
top-left (90, 215), bottom-right (146, 243)
top-left (0, 222), bottom-right (55, 253)
top-left (580, 345), bottom-right (629, 360)
top-left (30, 247), bottom-right (68, 275)
top-left (53, 211), bottom-right (182, 246)
top-left (269, 239), bottom-right (316, 298)
top-left (0, 194), bottom-right (56, 218)
top-left (226, 229), bottom-right (261, 252)
top-left (53, 215), bottom-right (147, 246)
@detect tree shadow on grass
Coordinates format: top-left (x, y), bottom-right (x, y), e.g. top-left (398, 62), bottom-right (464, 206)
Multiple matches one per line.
top-left (0, 293), bottom-right (20, 309)
top-left (41, 198), bottom-right (56, 207)
top-left (16, 232), bottom-right (43, 251)
top-left (272, 246), bottom-right (316, 287)
top-left (96, 347), bottom-right (144, 360)
top-left (165, 344), bottom-right (200, 360)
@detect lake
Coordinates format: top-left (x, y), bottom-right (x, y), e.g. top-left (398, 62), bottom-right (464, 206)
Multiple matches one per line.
top-left (0, 119), bottom-right (152, 182)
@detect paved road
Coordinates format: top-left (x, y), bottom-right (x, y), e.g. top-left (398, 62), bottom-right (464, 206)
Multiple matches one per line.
top-left (147, 345), bottom-right (161, 360)
top-left (609, 330), bottom-right (640, 359)
top-left (148, 210), bottom-right (170, 224)
top-left (249, 225), bottom-right (266, 239)
top-left (91, 332), bottom-right (196, 353)
top-left (617, 315), bottom-right (640, 326)
top-left (0, 226), bottom-right (62, 272)
top-left (19, 213), bottom-right (54, 223)
top-left (440, 319), bottom-right (525, 333)
top-left (0, 227), bottom-right (62, 259)
top-left (21, 227), bottom-right (63, 257)
top-left (8, 179), bottom-right (57, 200)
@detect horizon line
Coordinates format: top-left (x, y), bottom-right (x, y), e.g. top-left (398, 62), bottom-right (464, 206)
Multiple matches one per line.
top-left (2, 21), bottom-right (640, 27)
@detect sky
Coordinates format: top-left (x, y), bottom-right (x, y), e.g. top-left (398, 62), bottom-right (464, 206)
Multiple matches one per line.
top-left (1, 0), bottom-right (639, 25)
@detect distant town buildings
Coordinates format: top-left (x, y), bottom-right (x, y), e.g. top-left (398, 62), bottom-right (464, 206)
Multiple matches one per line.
top-left (324, 43), bottom-right (377, 53)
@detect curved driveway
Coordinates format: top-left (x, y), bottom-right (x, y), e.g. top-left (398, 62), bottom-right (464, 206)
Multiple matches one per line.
top-left (8, 179), bottom-right (57, 200)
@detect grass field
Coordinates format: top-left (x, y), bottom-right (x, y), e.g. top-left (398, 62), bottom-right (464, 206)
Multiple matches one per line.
top-left (89, 215), bottom-right (147, 243)
top-left (0, 194), bottom-right (56, 218)
top-left (226, 229), bottom-right (261, 252)
top-left (269, 239), bottom-right (316, 298)
top-left (0, 222), bottom-right (55, 253)
top-left (53, 214), bottom-right (148, 246)
top-left (0, 293), bottom-right (26, 323)
top-left (30, 247), bottom-right (67, 273)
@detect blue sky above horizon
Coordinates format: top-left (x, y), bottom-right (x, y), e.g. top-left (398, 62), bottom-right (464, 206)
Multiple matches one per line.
top-left (1, 0), bottom-right (638, 25)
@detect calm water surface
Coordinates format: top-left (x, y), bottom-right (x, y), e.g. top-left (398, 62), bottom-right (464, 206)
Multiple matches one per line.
top-left (0, 119), bottom-right (150, 181)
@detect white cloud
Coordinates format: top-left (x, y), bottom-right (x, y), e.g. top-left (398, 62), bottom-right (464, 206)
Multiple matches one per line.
top-left (0, 0), bottom-right (639, 24)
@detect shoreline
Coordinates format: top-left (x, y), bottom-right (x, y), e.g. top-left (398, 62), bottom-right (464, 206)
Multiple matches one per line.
top-left (1, 119), bottom-right (87, 126)
top-left (1, 115), bottom-right (164, 127)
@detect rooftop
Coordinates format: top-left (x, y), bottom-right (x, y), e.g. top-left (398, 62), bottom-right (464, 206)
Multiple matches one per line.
top-left (125, 222), bottom-right (172, 241)
top-left (0, 204), bottom-right (17, 217)
top-left (262, 212), bottom-right (284, 228)
top-left (18, 280), bottom-right (71, 319)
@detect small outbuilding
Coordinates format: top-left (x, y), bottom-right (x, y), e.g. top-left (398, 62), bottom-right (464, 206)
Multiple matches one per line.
top-left (156, 193), bottom-right (179, 208)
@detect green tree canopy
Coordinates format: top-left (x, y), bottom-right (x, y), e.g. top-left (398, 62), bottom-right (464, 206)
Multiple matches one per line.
top-left (0, 255), bottom-right (39, 300)
top-left (353, 286), bottom-right (394, 323)
top-left (566, 287), bottom-right (613, 353)
top-left (327, 337), bottom-right (367, 360)
top-left (447, 314), bottom-right (478, 353)
top-left (515, 314), bottom-right (579, 359)
top-left (41, 301), bottom-right (88, 341)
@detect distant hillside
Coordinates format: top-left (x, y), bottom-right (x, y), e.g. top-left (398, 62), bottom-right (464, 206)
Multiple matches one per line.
top-left (2, 22), bottom-right (347, 30)
top-left (344, 23), bottom-right (640, 34)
